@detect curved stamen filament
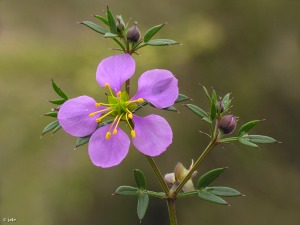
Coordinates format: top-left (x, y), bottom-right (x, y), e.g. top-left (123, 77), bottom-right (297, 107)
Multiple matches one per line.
top-left (126, 108), bottom-right (133, 119)
top-left (125, 113), bottom-right (136, 138)
top-left (126, 98), bottom-right (144, 105)
top-left (95, 102), bottom-right (114, 107)
top-left (89, 108), bottom-right (110, 117)
top-left (105, 83), bottom-right (115, 97)
top-left (96, 110), bottom-right (114, 122)
top-left (113, 114), bottom-right (123, 135)
top-left (106, 114), bottom-right (121, 139)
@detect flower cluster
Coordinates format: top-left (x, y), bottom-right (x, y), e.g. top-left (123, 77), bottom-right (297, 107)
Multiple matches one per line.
top-left (58, 54), bottom-right (178, 168)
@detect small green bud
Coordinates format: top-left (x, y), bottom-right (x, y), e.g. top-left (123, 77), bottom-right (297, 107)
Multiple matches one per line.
top-left (126, 22), bottom-right (140, 43)
top-left (216, 100), bottom-right (224, 114)
top-left (219, 114), bottom-right (237, 134)
top-left (116, 15), bottom-right (125, 33)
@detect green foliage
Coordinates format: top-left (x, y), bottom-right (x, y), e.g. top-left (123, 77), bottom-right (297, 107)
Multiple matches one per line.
top-left (134, 169), bottom-right (147, 190)
top-left (146, 39), bottom-right (179, 46)
top-left (41, 120), bottom-right (59, 136)
top-left (197, 168), bottom-right (226, 189)
top-left (137, 191), bottom-right (149, 221)
top-left (143, 24), bottom-right (166, 42)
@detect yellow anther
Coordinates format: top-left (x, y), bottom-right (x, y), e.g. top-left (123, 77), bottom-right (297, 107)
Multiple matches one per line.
top-left (117, 91), bottom-right (121, 96)
top-left (96, 118), bottom-right (101, 122)
top-left (89, 113), bottom-right (95, 117)
top-left (95, 103), bottom-right (101, 107)
top-left (105, 83), bottom-right (110, 88)
top-left (113, 129), bottom-right (118, 135)
top-left (128, 113), bottom-right (133, 119)
top-left (105, 132), bottom-right (111, 140)
top-left (131, 130), bottom-right (136, 138)
top-left (137, 98), bottom-right (144, 103)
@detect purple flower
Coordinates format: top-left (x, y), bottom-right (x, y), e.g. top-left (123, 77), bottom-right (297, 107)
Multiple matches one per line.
top-left (58, 54), bottom-right (179, 168)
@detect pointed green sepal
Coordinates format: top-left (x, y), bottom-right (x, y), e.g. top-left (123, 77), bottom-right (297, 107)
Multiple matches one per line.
top-left (206, 186), bottom-right (242, 197)
top-left (146, 39), bottom-right (179, 46)
top-left (80, 21), bottom-right (108, 35)
top-left (210, 90), bottom-right (217, 120)
top-left (134, 169), bottom-right (147, 190)
top-left (94, 15), bottom-right (109, 26)
top-left (198, 190), bottom-right (228, 205)
top-left (51, 79), bottom-right (68, 100)
top-left (137, 191), bottom-right (149, 221)
top-left (75, 136), bottom-right (91, 148)
top-left (175, 94), bottom-right (190, 103)
top-left (221, 93), bottom-right (231, 112)
top-left (197, 168), bottom-right (227, 189)
top-left (115, 186), bottom-right (139, 196)
top-left (42, 120), bottom-right (59, 136)
top-left (44, 112), bottom-right (58, 118)
top-left (143, 23), bottom-right (165, 42)
top-left (49, 99), bottom-right (66, 105)
top-left (52, 124), bottom-right (61, 134)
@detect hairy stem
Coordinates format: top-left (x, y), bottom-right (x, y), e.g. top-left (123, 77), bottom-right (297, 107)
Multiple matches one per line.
top-left (146, 156), bottom-right (170, 196)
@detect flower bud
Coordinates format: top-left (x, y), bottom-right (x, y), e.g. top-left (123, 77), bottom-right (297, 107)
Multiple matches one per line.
top-left (126, 22), bottom-right (140, 43)
top-left (216, 100), bottom-right (224, 114)
top-left (116, 15), bottom-right (125, 33)
top-left (218, 114), bottom-right (237, 134)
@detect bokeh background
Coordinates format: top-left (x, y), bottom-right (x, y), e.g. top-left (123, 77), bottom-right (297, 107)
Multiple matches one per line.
top-left (1, 0), bottom-right (299, 224)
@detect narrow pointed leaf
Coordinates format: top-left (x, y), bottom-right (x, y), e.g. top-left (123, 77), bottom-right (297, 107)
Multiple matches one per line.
top-left (238, 138), bottom-right (259, 148)
top-left (115, 186), bottom-right (139, 196)
top-left (210, 90), bottom-right (217, 120)
top-left (221, 93), bottom-right (231, 111)
top-left (238, 120), bottom-right (262, 136)
top-left (246, 135), bottom-right (277, 144)
top-left (203, 117), bottom-right (213, 124)
top-left (94, 15), bottom-right (109, 26)
top-left (134, 169), bottom-right (147, 190)
top-left (42, 120), bottom-right (59, 136)
top-left (206, 186), bottom-right (242, 197)
top-left (163, 105), bottom-right (177, 112)
top-left (49, 99), bottom-right (66, 105)
top-left (175, 94), bottom-right (190, 103)
top-left (51, 79), bottom-right (68, 100)
top-left (185, 104), bottom-right (208, 118)
top-left (52, 124), bottom-right (61, 134)
top-left (197, 168), bottom-right (226, 189)
top-left (202, 86), bottom-right (211, 102)
top-left (144, 23), bottom-right (165, 42)
top-left (198, 190), bottom-right (228, 205)
top-left (146, 39), bottom-right (179, 46)
top-left (106, 6), bottom-right (117, 34)
top-left (104, 32), bottom-right (118, 38)
top-left (44, 112), bottom-right (58, 118)
top-left (137, 192), bottom-right (149, 221)
top-left (81, 21), bottom-right (107, 35)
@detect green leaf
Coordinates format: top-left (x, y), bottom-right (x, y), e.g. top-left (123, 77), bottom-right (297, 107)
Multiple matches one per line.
top-left (134, 169), bottom-right (147, 190)
top-left (210, 90), bottom-right (217, 120)
top-left (202, 85), bottom-right (211, 102)
top-left (51, 79), bottom-right (68, 100)
top-left (80, 21), bottom-right (107, 35)
top-left (104, 32), bottom-right (118, 38)
top-left (219, 137), bottom-right (239, 143)
top-left (245, 135), bottom-right (277, 144)
top-left (238, 120), bottom-right (262, 136)
top-left (94, 15), bottom-right (109, 26)
top-left (137, 192), bottom-right (149, 221)
top-left (146, 39), bottom-right (179, 46)
top-left (175, 94), bottom-right (190, 103)
top-left (197, 168), bottom-right (226, 189)
top-left (115, 186), bottom-right (139, 196)
top-left (163, 105), bottom-right (177, 112)
top-left (203, 117), bottom-right (213, 124)
top-left (143, 23), bottom-right (165, 42)
top-left (44, 112), bottom-right (58, 118)
top-left (42, 120), bottom-right (59, 136)
top-left (185, 104), bottom-right (208, 119)
top-left (238, 138), bottom-right (259, 148)
top-left (221, 93), bottom-right (231, 111)
top-left (49, 99), bottom-right (66, 105)
top-left (198, 190), bottom-right (228, 205)
top-left (75, 136), bottom-right (91, 148)
top-left (52, 124), bottom-right (61, 134)
top-left (206, 186), bottom-right (242, 197)
top-left (106, 6), bottom-right (118, 34)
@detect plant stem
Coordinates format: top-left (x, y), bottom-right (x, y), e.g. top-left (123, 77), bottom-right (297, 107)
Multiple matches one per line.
top-left (146, 156), bottom-right (170, 196)
top-left (167, 199), bottom-right (178, 225)
top-left (172, 140), bottom-right (217, 197)
top-left (125, 79), bottom-right (130, 95)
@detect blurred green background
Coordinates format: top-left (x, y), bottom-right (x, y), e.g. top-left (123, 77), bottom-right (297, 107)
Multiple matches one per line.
top-left (1, 0), bottom-right (299, 224)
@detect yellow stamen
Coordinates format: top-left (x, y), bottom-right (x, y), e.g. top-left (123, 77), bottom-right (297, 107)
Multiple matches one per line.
top-left (131, 130), bottom-right (136, 138)
top-left (113, 129), bottom-right (117, 135)
top-left (112, 114), bottom-right (123, 135)
top-left (126, 108), bottom-right (133, 119)
top-left (95, 110), bottom-right (114, 122)
top-left (105, 132), bottom-right (111, 140)
top-left (127, 98), bottom-right (144, 105)
top-left (89, 108), bottom-right (110, 117)
top-left (117, 91), bottom-right (121, 96)
top-left (105, 83), bottom-right (115, 97)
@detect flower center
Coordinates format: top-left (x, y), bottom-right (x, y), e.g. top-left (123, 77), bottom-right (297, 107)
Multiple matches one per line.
top-left (88, 83), bottom-right (144, 140)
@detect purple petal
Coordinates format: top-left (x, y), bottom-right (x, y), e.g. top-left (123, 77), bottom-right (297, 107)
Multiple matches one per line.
top-left (58, 96), bottom-right (98, 137)
top-left (131, 69), bottom-right (178, 108)
top-left (132, 115), bottom-right (172, 156)
top-left (88, 125), bottom-right (130, 168)
top-left (96, 54), bottom-right (135, 93)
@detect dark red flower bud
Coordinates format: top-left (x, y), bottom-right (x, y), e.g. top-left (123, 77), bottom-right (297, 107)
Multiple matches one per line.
top-left (216, 100), bottom-right (224, 114)
top-left (126, 22), bottom-right (140, 43)
top-left (219, 115), bottom-right (237, 134)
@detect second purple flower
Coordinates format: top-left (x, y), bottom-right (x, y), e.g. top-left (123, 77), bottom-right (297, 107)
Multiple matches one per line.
top-left (58, 54), bottom-right (179, 168)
